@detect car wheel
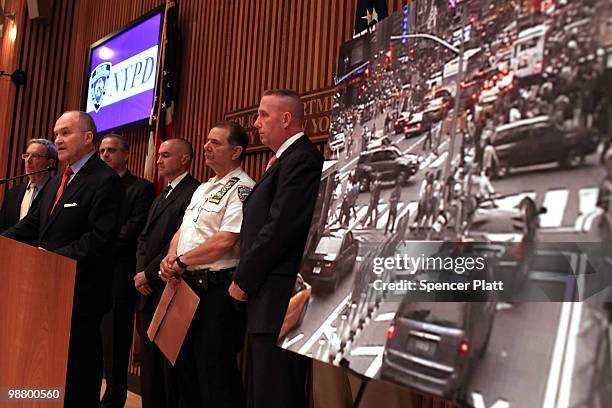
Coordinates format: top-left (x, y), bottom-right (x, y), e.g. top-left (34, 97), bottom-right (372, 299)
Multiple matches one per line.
top-left (562, 149), bottom-right (584, 169)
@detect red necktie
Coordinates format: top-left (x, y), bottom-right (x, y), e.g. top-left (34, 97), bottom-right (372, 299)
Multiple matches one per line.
top-left (51, 167), bottom-right (74, 213)
top-left (265, 155), bottom-right (278, 171)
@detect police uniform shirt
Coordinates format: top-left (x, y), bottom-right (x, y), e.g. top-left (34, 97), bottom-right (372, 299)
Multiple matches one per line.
top-left (177, 166), bottom-right (254, 271)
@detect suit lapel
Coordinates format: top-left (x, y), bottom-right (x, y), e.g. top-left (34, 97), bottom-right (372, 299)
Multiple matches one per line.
top-left (147, 175), bottom-right (194, 225)
top-left (41, 155), bottom-right (98, 235)
top-left (16, 183), bottom-right (27, 203)
top-left (245, 160), bottom-right (280, 203)
top-left (245, 136), bottom-right (310, 204)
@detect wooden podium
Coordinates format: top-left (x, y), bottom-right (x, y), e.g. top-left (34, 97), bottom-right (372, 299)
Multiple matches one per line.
top-left (0, 236), bottom-right (76, 407)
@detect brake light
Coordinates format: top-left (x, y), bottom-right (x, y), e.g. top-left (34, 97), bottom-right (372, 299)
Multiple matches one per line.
top-left (387, 323), bottom-right (396, 340)
top-left (509, 242), bottom-right (525, 260)
top-left (459, 339), bottom-right (470, 355)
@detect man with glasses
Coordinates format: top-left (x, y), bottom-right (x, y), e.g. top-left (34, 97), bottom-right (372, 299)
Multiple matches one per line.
top-left (159, 121), bottom-right (253, 408)
top-left (0, 139), bottom-right (57, 230)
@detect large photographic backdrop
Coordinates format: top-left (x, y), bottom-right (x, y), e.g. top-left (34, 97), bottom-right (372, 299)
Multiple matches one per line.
top-left (279, 1), bottom-right (612, 406)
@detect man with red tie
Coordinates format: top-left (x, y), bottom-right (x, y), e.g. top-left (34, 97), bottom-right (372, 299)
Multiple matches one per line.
top-left (2, 110), bottom-right (122, 407)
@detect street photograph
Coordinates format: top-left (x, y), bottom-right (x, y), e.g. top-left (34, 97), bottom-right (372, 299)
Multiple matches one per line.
top-left (279, 0), bottom-right (612, 406)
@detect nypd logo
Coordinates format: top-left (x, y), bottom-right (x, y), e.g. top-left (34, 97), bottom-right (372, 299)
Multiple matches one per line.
top-left (89, 62), bottom-right (112, 113)
top-left (238, 186), bottom-right (252, 202)
top-left (86, 45), bottom-right (158, 114)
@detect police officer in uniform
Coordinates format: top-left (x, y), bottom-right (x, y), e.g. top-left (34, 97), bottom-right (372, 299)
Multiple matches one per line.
top-left (159, 121), bottom-right (253, 408)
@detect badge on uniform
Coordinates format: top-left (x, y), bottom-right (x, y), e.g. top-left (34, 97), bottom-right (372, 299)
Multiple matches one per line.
top-left (209, 177), bottom-right (240, 204)
top-left (237, 186), bottom-right (252, 202)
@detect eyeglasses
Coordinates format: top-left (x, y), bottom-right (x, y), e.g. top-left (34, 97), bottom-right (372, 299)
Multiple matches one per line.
top-left (21, 153), bottom-right (49, 160)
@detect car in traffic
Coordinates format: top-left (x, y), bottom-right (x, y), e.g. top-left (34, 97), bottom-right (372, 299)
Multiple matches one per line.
top-left (491, 116), bottom-right (600, 177)
top-left (460, 195), bottom-right (544, 294)
top-left (394, 111), bottom-right (412, 134)
top-left (380, 299), bottom-right (496, 400)
top-left (301, 228), bottom-right (359, 292)
top-left (403, 112), bottom-right (432, 139)
top-left (424, 90), bottom-right (453, 122)
top-left (355, 146), bottom-right (419, 192)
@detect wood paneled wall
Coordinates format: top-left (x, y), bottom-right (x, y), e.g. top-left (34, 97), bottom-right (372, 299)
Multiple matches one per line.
top-left (0, 0), bottom-right (457, 406)
top-left (1, 0), bottom-right (409, 184)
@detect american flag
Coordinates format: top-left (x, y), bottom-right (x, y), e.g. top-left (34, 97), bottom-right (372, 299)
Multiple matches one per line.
top-left (145, 0), bottom-right (178, 193)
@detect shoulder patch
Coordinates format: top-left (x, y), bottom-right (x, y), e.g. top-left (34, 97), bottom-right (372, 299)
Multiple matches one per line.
top-left (208, 176), bottom-right (240, 204)
top-left (237, 186), bottom-right (252, 202)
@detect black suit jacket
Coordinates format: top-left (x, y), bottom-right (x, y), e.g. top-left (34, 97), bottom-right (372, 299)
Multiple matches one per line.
top-left (234, 136), bottom-right (323, 334)
top-left (0, 178), bottom-right (50, 231)
top-left (135, 173), bottom-right (199, 309)
top-left (2, 154), bottom-right (122, 317)
top-left (111, 171), bottom-right (155, 297)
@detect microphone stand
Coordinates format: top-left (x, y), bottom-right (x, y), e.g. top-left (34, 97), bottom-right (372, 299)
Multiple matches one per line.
top-left (0, 167), bottom-right (54, 186)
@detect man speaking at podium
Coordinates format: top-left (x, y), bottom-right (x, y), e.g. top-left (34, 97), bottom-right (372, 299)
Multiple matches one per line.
top-left (2, 110), bottom-right (123, 408)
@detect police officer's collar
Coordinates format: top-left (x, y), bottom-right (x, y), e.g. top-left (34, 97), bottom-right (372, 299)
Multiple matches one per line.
top-left (211, 166), bottom-right (242, 185)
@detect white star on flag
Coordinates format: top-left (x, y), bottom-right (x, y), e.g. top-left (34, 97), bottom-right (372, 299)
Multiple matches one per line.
top-left (361, 8), bottom-right (379, 26)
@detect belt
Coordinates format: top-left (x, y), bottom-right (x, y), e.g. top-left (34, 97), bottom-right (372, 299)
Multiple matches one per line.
top-left (182, 267), bottom-right (235, 292)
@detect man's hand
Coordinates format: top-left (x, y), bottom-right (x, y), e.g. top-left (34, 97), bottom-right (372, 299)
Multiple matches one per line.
top-left (134, 271), bottom-right (153, 295)
top-left (228, 281), bottom-right (248, 302)
top-left (160, 253), bottom-right (177, 276)
top-left (160, 253), bottom-right (186, 282)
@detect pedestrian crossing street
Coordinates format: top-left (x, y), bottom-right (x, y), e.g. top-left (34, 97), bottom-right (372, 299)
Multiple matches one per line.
top-left (330, 186), bottom-right (601, 234)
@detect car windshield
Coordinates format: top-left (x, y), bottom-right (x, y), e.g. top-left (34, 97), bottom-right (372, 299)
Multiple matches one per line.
top-left (399, 302), bottom-right (466, 328)
top-left (315, 236), bottom-right (343, 255)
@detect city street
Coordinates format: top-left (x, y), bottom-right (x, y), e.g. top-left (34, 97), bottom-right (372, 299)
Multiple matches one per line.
top-left (283, 0), bottom-right (612, 406)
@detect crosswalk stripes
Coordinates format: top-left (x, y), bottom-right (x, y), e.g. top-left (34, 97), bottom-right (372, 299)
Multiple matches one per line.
top-left (375, 203), bottom-right (406, 230)
top-left (493, 187), bottom-right (599, 232)
top-left (428, 151), bottom-right (449, 169)
top-left (575, 188), bottom-right (599, 232)
top-left (540, 190), bottom-right (569, 228)
top-left (348, 205), bottom-right (375, 230)
top-left (330, 187), bottom-right (599, 233)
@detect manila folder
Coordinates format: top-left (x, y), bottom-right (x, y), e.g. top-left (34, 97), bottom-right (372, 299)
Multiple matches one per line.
top-left (147, 279), bottom-right (200, 365)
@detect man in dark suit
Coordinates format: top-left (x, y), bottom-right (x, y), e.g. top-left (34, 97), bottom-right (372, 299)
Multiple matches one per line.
top-left (2, 110), bottom-right (123, 407)
top-left (0, 139), bottom-right (57, 230)
top-left (134, 138), bottom-right (199, 408)
top-left (98, 133), bottom-right (155, 408)
top-left (229, 89), bottom-right (323, 408)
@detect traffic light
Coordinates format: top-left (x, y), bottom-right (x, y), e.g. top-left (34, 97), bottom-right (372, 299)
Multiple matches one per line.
top-left (385, 48), bottom-right (393, 64)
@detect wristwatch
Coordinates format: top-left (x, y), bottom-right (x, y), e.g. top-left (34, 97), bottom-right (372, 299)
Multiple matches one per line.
top-left (175, 255), bottom-right (188, 269)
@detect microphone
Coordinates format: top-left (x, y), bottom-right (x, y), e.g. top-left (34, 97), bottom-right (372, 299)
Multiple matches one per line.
top-left (0, 167), bottom-right (55, 185)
